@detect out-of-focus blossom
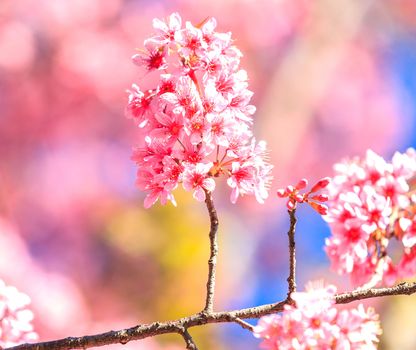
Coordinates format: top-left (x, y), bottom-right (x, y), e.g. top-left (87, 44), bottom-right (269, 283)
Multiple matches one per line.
top-left (0, 219), bottom-right (89, 338)
top-left (126, 13), bottom-right (273, 208)
top-left (0, 20), bottom-right (35, 72)
top-left (277, 178), bottom-right (330, 214)
top-left (254, 282), bottom-right (381, 350)
top-left (0, 280), bottom-right (38, 349)
top-left (325, 149), bottom-right (416, 287)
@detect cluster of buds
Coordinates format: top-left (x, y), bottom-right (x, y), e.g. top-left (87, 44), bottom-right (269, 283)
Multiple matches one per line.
top-left (126, 13), bottom-right (272, 207)
top-left (277, 178), bottom-right (330, 215)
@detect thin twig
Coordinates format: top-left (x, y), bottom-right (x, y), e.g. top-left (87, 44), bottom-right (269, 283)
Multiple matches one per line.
top-left (231, 317), bottom-right (255, 332)
top-left (7, 282), bottom-right (416, 350)
top-left (203, 190), bottom-right (219, 313)
top-left (180, 329), bottom-right (198, 350)
top-left (286, 209), bottom-right (297, 299)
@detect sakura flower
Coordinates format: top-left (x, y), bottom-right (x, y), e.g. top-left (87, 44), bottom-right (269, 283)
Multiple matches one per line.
top-left (335, 305), bottom-right (381, 349)
top-left (226, 140), bottom-right (272, 204)
top-left (125, 85), bottom-right (155, 127)
top-left (204, 113), bottom-right (233, 147)
top-left (126, 13), bottom-right (273, 207)
top-left (254, 282), bottom-right (381, 350)
top-left (0, 280), bottom-right (38, 348)
top-left (150, 111), bottom-right (184, 144)
top-left (182, 163), bottom-right (215, 201)
top-left (152, 13), bottom-right (182, 44)
top-left (227, 162), bottom-right (256, 204)
top-left (136, 169), bottom-right (177, 209)
top-left (132, 39), bottom-right (168, 71)
top-left (325, 148), bottom-right (416, 287)
top-left (184, 113), bottom-right (210, 144)
top-left (174, 21), bottom-right (206, 57)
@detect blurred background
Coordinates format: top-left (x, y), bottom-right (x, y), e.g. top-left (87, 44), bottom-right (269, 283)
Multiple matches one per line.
top-left (1, 0), bottom-right (416, 349)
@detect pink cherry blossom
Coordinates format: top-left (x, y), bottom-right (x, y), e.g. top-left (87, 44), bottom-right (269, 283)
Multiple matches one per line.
top-left (152, 13), bottom-right (182, 44)
top-left (325, 148), bottom-right (416, 287)
top-left (182, 163), bottom-right (215, 202)
top-left (132, 39), bottom-right (168, 71)
top-left (254, 282), bottom-right (381, 350)
top-left (126, 13), bottom-right (273, 207)
top-left (0, 280), bottom-right (38, 348)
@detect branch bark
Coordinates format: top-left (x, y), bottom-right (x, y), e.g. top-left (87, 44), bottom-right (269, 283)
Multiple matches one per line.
top-left (203, 190), bottom-right (219, 313)
top-left (7, 282), bottom-right (416, 350)
top-left (286, 209), bottom-right (297, 299)
top-left (335, 281), bottom-right (416, 304)
top-left (180, 329), bottom-right (198, 350)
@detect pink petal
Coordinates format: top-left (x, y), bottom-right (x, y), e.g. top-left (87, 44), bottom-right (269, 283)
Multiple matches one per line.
top-left (193, 187), bottom-right (206, 202)
top-left (402, 233), bottom-right (416, 248)
top-left (203, 177), bottom-right (215, 192)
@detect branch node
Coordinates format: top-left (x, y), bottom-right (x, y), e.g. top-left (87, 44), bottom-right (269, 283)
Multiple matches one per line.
top-left (118, 330), bottom-right (129, 345)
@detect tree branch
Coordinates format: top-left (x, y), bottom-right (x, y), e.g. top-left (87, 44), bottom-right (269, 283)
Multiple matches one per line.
top-left (335, 281), bottom-right (416, 304)
top-left (286, 209), bottom-right (297, 299)
top-left (203, 190), bottom-right (219, 313)
top-left (230, 317), bottom-right (255, 332)
top-left (7, 282), bottom-right (416, 350)
top-left (179, 328), bottom-right (198, 350)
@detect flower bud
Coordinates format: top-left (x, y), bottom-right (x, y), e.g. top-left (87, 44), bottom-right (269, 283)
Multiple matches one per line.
top-left (310, 177), bottom-right (331, 193)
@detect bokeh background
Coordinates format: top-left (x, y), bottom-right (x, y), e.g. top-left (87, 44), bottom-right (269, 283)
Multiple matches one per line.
top-left (1, 0), bottom-right (416, 349)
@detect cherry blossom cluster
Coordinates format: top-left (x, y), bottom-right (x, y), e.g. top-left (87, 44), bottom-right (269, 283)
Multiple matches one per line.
top-left (0, 279), bottom-right (38, 349)
top-left (126, 13), bottom-right (273, 207)
top-left (277, 178), bottom-right (330, 215)
top-left (325, 149), bottom-right (416, 286)
top-left (254, 282), bottom-right (381, 350)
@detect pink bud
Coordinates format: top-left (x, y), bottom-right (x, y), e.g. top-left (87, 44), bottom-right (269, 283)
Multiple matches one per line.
top-left (309, 201), bottom-right (328, 215)
top-left (310, 177), bottom-right (331, 193)
top-left (310, 194), bottom-right (329, 202)
top-left (277, 189), bottom-right (286, 198)
top-left (286, 185), bottom-right (294, 194)
top-left (294, 194), bottom-right (304, 203)
top-left (286, 199), bottom-right (296, 211)
top-left (296, 178), bottom-right (308, 190)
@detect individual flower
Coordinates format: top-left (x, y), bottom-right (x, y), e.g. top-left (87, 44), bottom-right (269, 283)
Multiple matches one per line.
top-left (152, 13), bottom-right (182, 44)
top-left (182, 163), bottom-right (215, 201)
top-left (0, 280), bottom-right (38, 348)
top-left (325, 149), bottom-right (416, 287)
top-left (126, 13), bottom-right (273, 207)
top-left (254, 282), bottom-right (381, 350)
top-left (132, 39), bottom-right (168, 71)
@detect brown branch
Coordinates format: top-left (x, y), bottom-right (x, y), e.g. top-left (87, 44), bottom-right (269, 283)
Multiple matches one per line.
top-left (7, 282), bottom-right (416, 350)
top-left (203, 190), bottom-right (219, 313)
top-left (231, 317), bottom-right (255, 332)
top-left (335, 281), bottom-right (416, 304)
top-left (180, 329), bottom-right (198, 350)
top-left (286, 209), bottom-right (297, 299)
